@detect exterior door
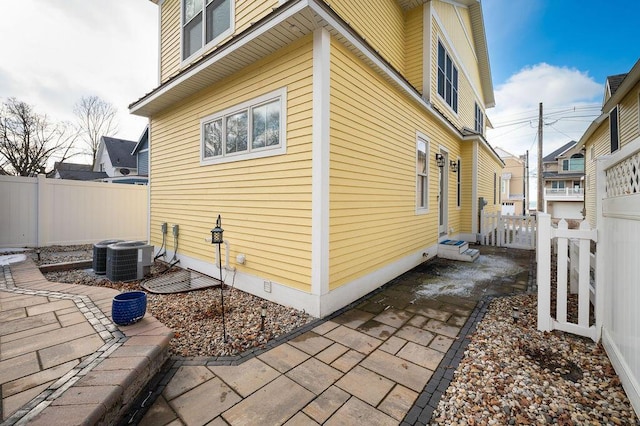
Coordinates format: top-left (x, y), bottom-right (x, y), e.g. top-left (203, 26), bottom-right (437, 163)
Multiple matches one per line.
top-left (439, 151), bottom-right (448, 235)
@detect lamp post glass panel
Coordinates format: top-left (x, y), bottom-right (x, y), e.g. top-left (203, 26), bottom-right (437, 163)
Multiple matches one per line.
top-left (211, 214), bottom-right (226, 342)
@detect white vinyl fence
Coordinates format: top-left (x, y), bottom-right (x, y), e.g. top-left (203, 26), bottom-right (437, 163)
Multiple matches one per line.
top-left (480, 212), bottom-right (536, 250)
top-left (0, 175), bottom-right (148, 248)
top-left (537, 136), bottom-right (640, 415)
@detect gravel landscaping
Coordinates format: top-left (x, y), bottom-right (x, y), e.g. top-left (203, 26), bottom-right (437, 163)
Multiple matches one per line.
top-left (31, 245), bottom-right (314, 357)
top-left (431, 294), bottom-right (638, 425)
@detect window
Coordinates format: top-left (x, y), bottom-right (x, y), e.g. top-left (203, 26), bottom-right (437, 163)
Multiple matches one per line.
top-left (183, 0), bottom-right (233, 61)
top-left (201, 89), bottom-right (286, 164)
top-left (474, 103), bottom-right (484, 133)
top-left (610, 106), bottom-right (619, 152)
top-left (551, 181), bottom-right (565, 190)
top-left (417, 137), bottom-right (429, 211)
top-left (562, 153), bottom-right (584, 171)
top-left (437, 41), bottom-right (458, 113)
top-left (456, 159), bottom-right (461, 207)
top-left (590, 146), bottom-right (595, 162)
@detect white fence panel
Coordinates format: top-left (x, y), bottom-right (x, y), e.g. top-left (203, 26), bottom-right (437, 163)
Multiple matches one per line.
top-left (0, 175), bottom-right (148, 247)
top-left (537, 214), bottom-right (597, 341)
top-left (481, 212), bottom-right (536, 250)
top-left (596, 138), bottom-right (640, 416)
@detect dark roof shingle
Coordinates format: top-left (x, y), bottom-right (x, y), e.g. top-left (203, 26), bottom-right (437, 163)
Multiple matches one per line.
top-left (543, 141), bottom-right (577, 162)
top-left (102, 137), bottom-right (137, 169)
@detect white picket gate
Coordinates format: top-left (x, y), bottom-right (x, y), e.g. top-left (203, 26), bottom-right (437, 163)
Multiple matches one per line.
top-left (537, 214), bottom-right (599, 341)
top-left (480, 212), bottom-right (536, 250)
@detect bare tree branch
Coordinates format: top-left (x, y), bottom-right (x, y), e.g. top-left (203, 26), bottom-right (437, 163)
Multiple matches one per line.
top-left (74, 95), bottom-right (119, 166)
top-left (0, 98), bottom-right (79, 176)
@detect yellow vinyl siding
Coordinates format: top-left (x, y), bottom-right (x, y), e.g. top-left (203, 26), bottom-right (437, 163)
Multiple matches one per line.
top-left (329, 39), bottom-right (463, 290)
top-left (159, 0), bottom-right (278, 83)
top-left (619, 80), bottom-right (640, 147)
top-left (584, 122), bottom-right (609, 226)
top-left (459, 142), bottom-right (474, 233)
top-left (404, 5), bottom-right (423, 93)
top-left (476, 143), bottom-right (502, 214)
top-left (150, 35), bottom-right (314, 291)
top-left (329, 0), bottom-right (406, 74)
top-left (160, 0), bottom-right (181, 82)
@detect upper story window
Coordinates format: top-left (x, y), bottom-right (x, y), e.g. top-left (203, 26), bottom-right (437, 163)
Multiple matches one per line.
top-left (183, 0), bottom-right (233, 61)
top-left (201, 88), bottom-right (287, 165)
top-left (562, 153), bottom-right (584, 171)
top-left (437, 41), bottom-right (458, 113)
top-left (610, 106), bottom-right (619, 153)
top-left (474, 103), bottom-right (484, 133)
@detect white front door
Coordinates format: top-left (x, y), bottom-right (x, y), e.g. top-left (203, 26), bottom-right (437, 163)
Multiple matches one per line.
top-left (439, 151), bottom-right (448, 235)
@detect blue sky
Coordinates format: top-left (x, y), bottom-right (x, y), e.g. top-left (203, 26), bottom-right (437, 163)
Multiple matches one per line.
top-left (484, 0), bottom-right (640, 85)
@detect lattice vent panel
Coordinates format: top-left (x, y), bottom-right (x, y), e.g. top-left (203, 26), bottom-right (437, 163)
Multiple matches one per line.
top-left (605, 151), bottom-right (640, 197)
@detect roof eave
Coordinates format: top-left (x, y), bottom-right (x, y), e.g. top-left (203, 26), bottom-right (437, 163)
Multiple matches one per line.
top-left (602, 59), bottom-right (640, 113)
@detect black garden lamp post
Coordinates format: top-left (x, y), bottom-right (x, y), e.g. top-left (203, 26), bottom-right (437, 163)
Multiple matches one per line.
top-left (261, 305), bottom-right (267, 331)
top-left (211, 214), bottom-right (226, 342)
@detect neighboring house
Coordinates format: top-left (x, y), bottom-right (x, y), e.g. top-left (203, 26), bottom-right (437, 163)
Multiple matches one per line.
top-left (495, 147), bottom-right (527, 215)
top-left (132, 126), bottom-right (149, 178)
top-left (541, 140), bottom-right (584, 220)
top-left (94, 134), bottom-right (148, 185)
top-left (578, 59), bottom-right (640, 227)
top-left (129, 0), bottom-right (503, 317)
top-left (49, 162), bottom-right (109, 181)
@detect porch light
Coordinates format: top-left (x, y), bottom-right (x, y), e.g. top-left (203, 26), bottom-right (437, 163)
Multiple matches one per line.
top-left (211, 215), bottom-right (224, 244)
top-left (435, 153), bottom-right (445, 168)
top-left (450, 160), bottom-right (458, 173)
top-left (211, 214), bottom-right (226, 342)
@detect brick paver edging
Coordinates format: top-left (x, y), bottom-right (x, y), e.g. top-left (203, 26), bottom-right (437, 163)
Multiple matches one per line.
top-left (0, 265), bottom-right (127, 425)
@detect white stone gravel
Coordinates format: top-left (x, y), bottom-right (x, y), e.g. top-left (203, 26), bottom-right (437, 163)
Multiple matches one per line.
top-left (431, 294), bottom-right (638, 425)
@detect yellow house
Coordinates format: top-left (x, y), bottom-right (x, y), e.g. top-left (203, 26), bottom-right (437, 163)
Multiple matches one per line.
top-left (495, 147), bottom-right (527, 215)
top-left (129, 0), bottom-right (503, 317)
top-left (578, 59), bottom-right (640, 227)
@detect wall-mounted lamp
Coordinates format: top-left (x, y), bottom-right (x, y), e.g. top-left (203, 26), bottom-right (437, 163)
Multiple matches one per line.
top-left (450, 160), bottom-right (458, 173)
top-left (435, 153), bottom-right (445, 168)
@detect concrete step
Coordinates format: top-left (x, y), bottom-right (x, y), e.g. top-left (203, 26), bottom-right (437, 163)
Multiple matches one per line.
top-left (437, 240), bottom-right (469, 256)
top-left (438, 246), bottom-right (480, 263)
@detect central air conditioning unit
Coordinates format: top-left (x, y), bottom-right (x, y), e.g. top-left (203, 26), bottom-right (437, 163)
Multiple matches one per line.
top-left (106, 241), bottom-right (154, 282)
top-left (92, 239), bottom-right (124, 275)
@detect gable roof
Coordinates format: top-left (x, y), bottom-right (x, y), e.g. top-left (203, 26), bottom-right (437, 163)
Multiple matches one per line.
top-left (543, 140), bottom-right (576, 162)
top-left (607, 73), bottom-right (627, 97)
top-left (57, 170), bottom-right (109, 181)
top-left (102, 136), bottom-right (137, 169)
top-left (53, 162), bottom-right (93, 172)
top-left (132, 126), bottom-right (149, 155)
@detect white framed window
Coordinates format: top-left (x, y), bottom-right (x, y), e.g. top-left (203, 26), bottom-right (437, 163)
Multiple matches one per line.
top-left (201, 88), bottom-right (287, 165)
top-left (474, 103), bottom-right (484, 133)
top-left (437, 40), bottom-right (458, 113)
top-left (416, 135), bottom-right (429, 213)
top-left (182, 0), bottom-right (234, 62)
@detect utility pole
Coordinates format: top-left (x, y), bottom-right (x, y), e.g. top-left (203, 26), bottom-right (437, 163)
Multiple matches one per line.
top-left (537, 102), bottom-right (543, 213)
top-left (523, 150), bottom-right (529, 215)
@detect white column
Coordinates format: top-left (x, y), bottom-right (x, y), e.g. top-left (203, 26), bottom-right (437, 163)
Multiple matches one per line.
top-left (537, 213), bottom-right (552, 332)
top-left (311, 28), bottom-right (331, 303)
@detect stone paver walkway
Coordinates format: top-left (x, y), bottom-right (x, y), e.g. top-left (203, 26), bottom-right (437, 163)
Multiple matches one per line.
top-left (0, 260), bottom-right (172, 425)
top-left (138, 247), bottom-right (533, 426)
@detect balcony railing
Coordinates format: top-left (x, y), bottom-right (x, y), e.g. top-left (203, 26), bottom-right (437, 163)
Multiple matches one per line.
top-left (544, 188), bottom-right (584, 199)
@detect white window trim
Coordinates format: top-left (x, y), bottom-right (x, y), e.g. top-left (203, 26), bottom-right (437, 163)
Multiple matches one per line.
top-left (200, 88), bottom-right (287, 166)
top-left (416, 132), bottom-right (430, 215)
top-left (436, 38), bottom-right (459, 116)
top-left (181, 0), bottom-right (236, 66)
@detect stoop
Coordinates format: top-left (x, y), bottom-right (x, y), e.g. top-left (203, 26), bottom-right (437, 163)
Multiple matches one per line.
top-left (437, 240), bottom-right (480, 262)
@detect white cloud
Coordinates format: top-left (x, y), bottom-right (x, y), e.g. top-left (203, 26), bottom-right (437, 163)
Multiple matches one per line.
top-left (0, 0), bottom-right (158, 158)
top-left (487, 63), bottom-right (602, 203)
